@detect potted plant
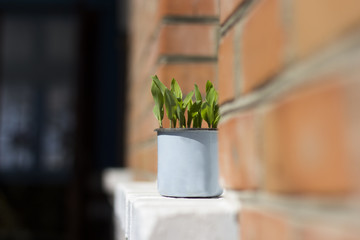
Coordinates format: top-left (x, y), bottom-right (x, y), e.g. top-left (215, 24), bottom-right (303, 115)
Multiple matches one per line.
top-left (151, 75), bottom-right (223, 198)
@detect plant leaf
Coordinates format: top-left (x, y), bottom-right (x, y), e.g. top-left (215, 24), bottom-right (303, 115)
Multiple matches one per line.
top-left (206, 87), bottom-right (216, 107)
top-left (183, 91), bottom-right (194, 107)
top-left (194, 84), bottom-right (202, 101)
top-left (171, 78), bottom-right (182, 100)
top-left (151, 80), bottom-right (164, 127)
top-left (187, 100), bottom-right (193, 127)
top-left (214, 104), bottom-right (219, 118)
top-left (207, 104), bottom-right (214, 127)
top-left (176, 105), bottom-right (186, 128)
top-left (201, 102), bottom-right (210, 127)
top-left (164, 89), bottom-right (177, 124)
top-left (152, 75), bottom-right (167, 95)
top-left (190, 101), bottom-right (201, 117)
top-left (151, 80), bottom-right (164, 106)
top-left (153, 105), bottom-right (163, 127)
top-left (206, 80), bottom-right (213, 94)
top-left (194, 114), bottom-right (202, 128)
top-left (213, 114), bottom-right (220, 128)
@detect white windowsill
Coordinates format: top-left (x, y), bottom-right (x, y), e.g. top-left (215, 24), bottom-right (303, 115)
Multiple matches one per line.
top-left (103, 168), bottom-right (239, 240)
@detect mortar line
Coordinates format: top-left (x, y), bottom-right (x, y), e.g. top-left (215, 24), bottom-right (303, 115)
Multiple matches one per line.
top-left (220, 29), bottom-right (360, 118)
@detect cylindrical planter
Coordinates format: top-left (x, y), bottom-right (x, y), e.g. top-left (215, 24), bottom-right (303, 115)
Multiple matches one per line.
top-left (156, 128), bottom-right (223, 198)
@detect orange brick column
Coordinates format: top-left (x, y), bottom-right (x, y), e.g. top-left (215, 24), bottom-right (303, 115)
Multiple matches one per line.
top-left (126, 0), bottom-right (360, 238)
top-left (218, 0), bottom-right (360, 239)
top-left (126, 0), bottom-right (219, 177)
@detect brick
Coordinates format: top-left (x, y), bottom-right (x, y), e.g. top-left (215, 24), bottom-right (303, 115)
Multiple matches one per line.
top-left (129, 0), bottom-right (161, 69)
top-left (346, 80), bottom-right (360, 194)
top-left (218, 28), bottom-right (236, 104)
top-left (293, 0), bottom-right (360, 58)
top-left (155, 62), bottom-right (217, 95)
top-left (158, 24), bottom-right (218, 57)
top-left (131, 36), bottom-right (160, 86)
top-left (242, 0), bottom-right (285, 93)
top-left (129, 108), bottom-right (158, 145)
top-left (127, 143), bottom-right (157, 174)
top-left (159, 0), bottom-right (219, 17)
top-left (240, 208), bottom-right (292, 240)
top-left (219, 112), bottom-right (259, 190)
top-left (220, 0), bottom-right (244, 24)
top-left (263, 79), bottom-right (355, 194)
top-left (128, 79), bottom-right (153, 122)
top-left (140, 143), bottom-right (158, 174)
top-left (301, 223), bottom-right (359, 240)
top-left (127, 149), bottom-right (141, 170)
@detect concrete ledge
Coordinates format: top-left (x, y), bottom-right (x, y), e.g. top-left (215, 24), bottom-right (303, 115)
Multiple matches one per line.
top-left (114, 181), bottom-right (239, 240)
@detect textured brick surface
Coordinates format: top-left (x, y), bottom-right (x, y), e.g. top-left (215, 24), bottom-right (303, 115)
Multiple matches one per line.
top-left (155, 62), bottom-right (217, 94)
top-left (127, 142), bottom-right (157, 174)
top-left (293, 0), bottom-right (360, 58)
top-left (129, 108), bottom-right (158, 145)
top-left (158, 24), bottom-right (218, 57)
top-left (264, 79), bottom-right (354, 194)
top-left (129, 0), bottom-right (160, 69)
top-left (219, 0), bottom-right (244, 24)
top-left (219, 112), bottom-right (259, 190)
top-left (127, 0), bottom-right (220, 174)
top-left (128, 79), bottom-right (154, 121)
top-left (301, 223), bottom-right (360, 240)
top-left (159, 0), bottom-right (219, 17)
top-left (218, 28), bottom-right (236, 104)
top-left (242, 0), bottom-right (285, 93)
top-left (240, 208), bottom-right (292, 240)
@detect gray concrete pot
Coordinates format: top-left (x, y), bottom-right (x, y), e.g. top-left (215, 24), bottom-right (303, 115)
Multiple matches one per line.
top-left (156, 128), bottom-right (223, 198)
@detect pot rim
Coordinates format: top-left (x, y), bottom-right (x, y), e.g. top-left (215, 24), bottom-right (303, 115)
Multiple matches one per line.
top-left (155, 128), bottom-right (218, 132)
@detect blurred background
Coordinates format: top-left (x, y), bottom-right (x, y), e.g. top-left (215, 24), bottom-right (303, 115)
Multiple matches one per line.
top-left (1, 0), bottom-right (360, 239)
top-left (0, 0), bottom-right (127, 239)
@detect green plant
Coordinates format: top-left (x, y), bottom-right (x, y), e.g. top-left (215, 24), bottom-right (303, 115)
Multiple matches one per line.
top-left (151, 75), bottom-right (220, 128)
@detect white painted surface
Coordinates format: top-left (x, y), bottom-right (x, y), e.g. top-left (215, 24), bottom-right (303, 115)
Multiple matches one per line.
top-left (114, 181), bottom-right (239, 240)
top-left (102, 168), bottom-right (134, 195)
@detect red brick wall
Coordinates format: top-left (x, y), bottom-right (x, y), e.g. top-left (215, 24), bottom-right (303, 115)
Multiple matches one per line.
top-left (126, 0), bottom-right (360, 237)
top-left (218, 0), bottom-right (360, 239)
top-left (126, 0), bottom-right (219, 177)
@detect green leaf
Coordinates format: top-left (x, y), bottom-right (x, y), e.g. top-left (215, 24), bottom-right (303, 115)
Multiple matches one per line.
top-left (187, 100), bottom-right (193, 128)
top-left (187, 114), bottom-right (192, 128)
top-left (176, 105), bottom-right (186, 128)
top-left (153, 105), bottom-right (163, 127)
top-left (164, 89), bottom-right (177, 124)
top-left (187, 99), bottom-right (193, 111)
top-left (190, 101), bottom-right (201, 117)
top-left (151, 80), bottom-right (164, 127)
top-left (213, 104), bottom-right (220, 128)
top-left (214, 88), bottom-right (218, 105)
top-left (206, 80), bottom-right (213, 94)
top-left (201, 102), bottom-right (210, 128)
top-left (213, 114), bottom-right (220, 128)
top-left (171, 78), bottom-right (182, 100)
top-left (194, 114), bottom-right (202, 128)
top-left (214, 104), bottom-right (219, 118)
top-left (183, 91), bottom-right (194, 107)
top-left (151, 80), bottom-right (163, 106)
top-left (190, 99), bottom-right (203, 128)
top-left (152, 75), bottom-right (167, 95)
top-left (151, 76), bottom-right (220, 129)
top-left (194, 84), bottom-right (202, 101)
top-left (207, 104), bottom-right (214, 127)
top-left (206, 87), bottom-right (217, 107)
